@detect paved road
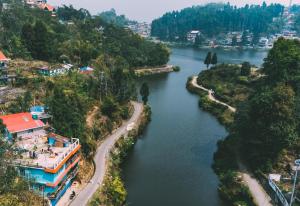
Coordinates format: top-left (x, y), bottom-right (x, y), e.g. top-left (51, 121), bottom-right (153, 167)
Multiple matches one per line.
top-left (70, 102), bottom-right (143, 206)
top-left (191, 76), bottom-right (273, 206)
top-left (191, 76), bottom-right (236, 112)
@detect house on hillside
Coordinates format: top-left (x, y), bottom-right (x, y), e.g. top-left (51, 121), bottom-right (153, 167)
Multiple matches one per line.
top-left (30, 105), bottom-right (52, 124)
top-left (79, 66), bottom-right (94, 75)
top-left (187, 30), bottom-right (201, 43)
top-left (0, 112), bottom-right (81, 206)
top-left (38, 3), bottom-right (55, 12)
top-left (38, 64), bottom-right (73, 76)
top-left (0, 50), bottom-right (10, 83)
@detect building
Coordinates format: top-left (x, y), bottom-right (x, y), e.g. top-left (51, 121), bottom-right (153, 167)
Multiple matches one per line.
top-left (187, 30), bottom-right (201, 43)
top-left (30, 105), bottom-right (52, 124)
top-left (258, 37), bottom-right (269, 47)
top-left (0, 50), bottom-right (10, 83)
top-left (79, 66), bottom-right (94, 75)
top-left (38, 64), bottom-right (73, 76)
top-left (0, 113), bottom-right (81, 206)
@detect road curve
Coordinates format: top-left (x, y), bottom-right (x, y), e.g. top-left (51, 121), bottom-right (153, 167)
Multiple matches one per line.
top-left (191, 76), bottom-right (236, 112)
top-left (190, 76), bottom-right (272, 206)
top-left (70, 101), bottom-right (144, 206)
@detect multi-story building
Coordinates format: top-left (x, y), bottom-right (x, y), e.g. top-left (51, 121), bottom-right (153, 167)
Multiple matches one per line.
top-left (0, 112), bottom-right (81, 206)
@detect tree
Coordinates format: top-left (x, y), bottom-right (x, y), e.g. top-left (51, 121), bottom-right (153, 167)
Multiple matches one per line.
top-left (204, 52), bottom-right (212, 68)
top-left (0, 119), bottom-right (5, 137)
top-left (232, 35), bottom-right (237, 46)
top-left (263, 38), bottom-right (300, 84)
top-left (140, 83), bottom-right (149, 104)
top-left (101, 96), bottom-right (119, 118)
top-left (240, 62), bottom-right (251, 76)
top-left (211, 53), bottom-right (218, 65)
top-left (237, 84), bottom-right (298, 171)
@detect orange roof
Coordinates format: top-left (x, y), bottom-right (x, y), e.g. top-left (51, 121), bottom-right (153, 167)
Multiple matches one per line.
top-left (0, 51), bottom-right (9, 61)
top-left (0, 113), bottom-right (45, 133)
top-left (39, 3), bottom-right (55, 12)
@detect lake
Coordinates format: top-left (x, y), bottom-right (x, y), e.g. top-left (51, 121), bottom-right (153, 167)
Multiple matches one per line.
top-left (122, 47), bottom-right (268, 206)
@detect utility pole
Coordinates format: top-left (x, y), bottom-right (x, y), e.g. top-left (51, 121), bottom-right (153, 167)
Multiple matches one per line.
top-left (290, 159), bottom-right (300, 206)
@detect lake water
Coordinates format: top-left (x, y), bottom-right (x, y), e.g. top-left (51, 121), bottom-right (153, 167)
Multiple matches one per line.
top-left (122, 47), bottom-right (268, 206)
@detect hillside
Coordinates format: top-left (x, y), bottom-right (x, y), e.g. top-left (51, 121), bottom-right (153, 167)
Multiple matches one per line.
top-left (151, 3), bottom-right (284, 41)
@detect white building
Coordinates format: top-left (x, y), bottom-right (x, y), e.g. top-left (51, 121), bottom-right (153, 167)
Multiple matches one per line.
top-left (187, 30), bottom-right (201, 43)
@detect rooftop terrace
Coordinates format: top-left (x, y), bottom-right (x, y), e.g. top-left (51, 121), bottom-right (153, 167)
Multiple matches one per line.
top-left (13, 132), bottom-right (80, 170)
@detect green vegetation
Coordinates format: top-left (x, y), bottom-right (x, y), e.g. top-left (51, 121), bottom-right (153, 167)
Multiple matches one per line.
top-left (197, 64), bottom-right (256, 107)
top-left (98, 9), bottom-right (136, 27)
top-left (89, 105), bottom-right (151, 206)
top-left (204, 52), bottom-right (212, 68)
top-left (191, 38), bottom-right (300, 205)
top-left (140, 83), bottom-right (150, 104)
top-left (151, 3), bottom-right (284, 41)
top-left (236, 38), bottom-right (300, 172)
top-left (0, 1), bottom-right (169, 67)
top-left (173, 66), bottom-right (181, 72)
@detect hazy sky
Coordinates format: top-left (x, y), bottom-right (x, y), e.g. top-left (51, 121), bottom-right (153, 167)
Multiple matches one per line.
top-left (48, 0), bottom-right (300, 22)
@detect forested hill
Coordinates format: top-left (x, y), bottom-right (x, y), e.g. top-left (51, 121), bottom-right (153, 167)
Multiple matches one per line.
top-left (98, 9), bottom-right (136, 27)
top-left (151, 3), bottom-right (284, 41)
top-left (0, 1), bottom-right (169, 68)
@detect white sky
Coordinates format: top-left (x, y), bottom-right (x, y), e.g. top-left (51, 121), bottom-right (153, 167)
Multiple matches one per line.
top-left (48, 0), bottom-right (300, 22)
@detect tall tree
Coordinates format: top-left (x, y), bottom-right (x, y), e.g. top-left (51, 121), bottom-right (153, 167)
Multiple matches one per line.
top-left (140, 83), bottom-right (150, 105)
top-left (241, 62), bottom-right (251, 76)
top-left (211, 53), bottom-right (218, 65)
top-left (204, 52), bottom-right (212, 68)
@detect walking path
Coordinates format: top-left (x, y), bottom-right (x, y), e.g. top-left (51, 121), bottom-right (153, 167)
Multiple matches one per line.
top-left (191, 75), bottom-right (272, 206)
top-left (191, 76), bottom-right (236, 112)
top-left (58, 102), bottom-right (143, 206)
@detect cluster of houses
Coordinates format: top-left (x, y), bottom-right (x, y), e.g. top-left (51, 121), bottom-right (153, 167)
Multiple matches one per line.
top-left (36, 64), bottom-right (94, 76)
top-left (0, 107), bottom-right (81, 206)
top-left (25, 0), bottom-right (56, 13)
top-left (185, 7), bottom-right (299, 49)
top-left (126, 22), bottom-right (152, 38)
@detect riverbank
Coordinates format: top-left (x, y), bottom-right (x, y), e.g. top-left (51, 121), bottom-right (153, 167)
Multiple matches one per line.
top-left (134, 65), bottom-right (177, 76)
top-left (64, 102), bottom-right (144, 206)
top-left (88, 104), bottom-right (151, 206)
top-left (187, 75), bottom-right (272, 206)
top-left (186, 76), bottom-right (234, 127)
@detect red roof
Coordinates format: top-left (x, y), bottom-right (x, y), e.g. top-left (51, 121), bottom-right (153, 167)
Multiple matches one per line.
top-left (39, 3), bottom-right (55, 12)
top-left (0, 113), bottom-right (45, 133)
top-left (0, 51), bottom-right (9, 61)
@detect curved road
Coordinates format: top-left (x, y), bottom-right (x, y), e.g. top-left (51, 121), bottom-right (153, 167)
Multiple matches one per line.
top-left (191, 76), bottom-right (272, 206)
top-left (70, 101), bottom-right (143, 206)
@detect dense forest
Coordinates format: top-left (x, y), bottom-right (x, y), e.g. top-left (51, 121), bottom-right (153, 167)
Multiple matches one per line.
top-left (0, 0), bottom-right (169, 67)
top-left (151, 2), bottom-right (284, 41)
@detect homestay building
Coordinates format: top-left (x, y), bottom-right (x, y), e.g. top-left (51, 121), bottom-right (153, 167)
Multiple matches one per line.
top-left (0, 112), bottom-right (81, 206)
top-left (38, 64), bottom-right (73, 76)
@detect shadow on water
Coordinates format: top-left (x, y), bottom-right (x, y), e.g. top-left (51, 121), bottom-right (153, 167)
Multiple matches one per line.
top-left (122, 47), bottom-right (268, 206)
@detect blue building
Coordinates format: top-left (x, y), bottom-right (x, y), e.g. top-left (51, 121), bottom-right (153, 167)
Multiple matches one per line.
top-left (0, 113), bottom-right (81, 205)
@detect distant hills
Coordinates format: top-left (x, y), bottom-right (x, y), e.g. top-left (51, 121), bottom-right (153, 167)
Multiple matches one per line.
top-left (151, 3), bottom-right (285, 41)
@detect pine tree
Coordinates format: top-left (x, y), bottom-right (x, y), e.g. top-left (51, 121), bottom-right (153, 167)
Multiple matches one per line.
top-left (140, 83), bottom-right (150, 104)
top-left (211, 53), bottom-right (218, 65)
top-left (204, 52), bottom-right (212, 68)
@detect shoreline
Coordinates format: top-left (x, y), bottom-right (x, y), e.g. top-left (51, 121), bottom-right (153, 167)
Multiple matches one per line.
top-left (88, 104), bottom-right (151, 206)
top-left (134, 65), bottom-right (175, 76)
top-left (62, 101), bottom-right (145, 206)
top-left (186, 75), bottom-right (272, 206)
